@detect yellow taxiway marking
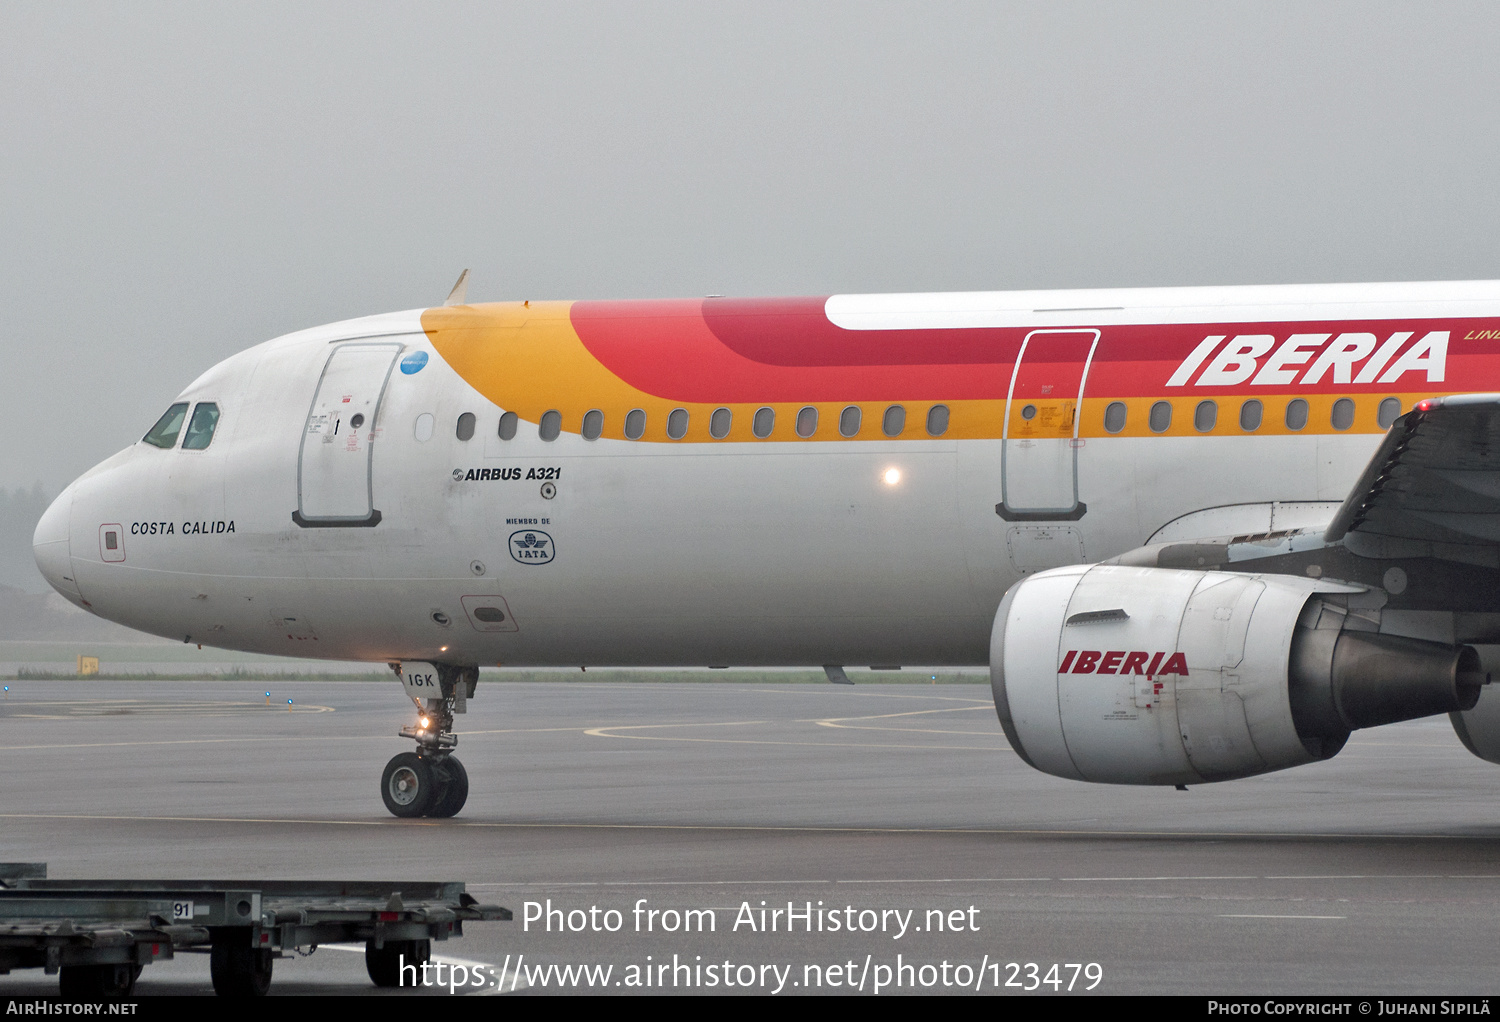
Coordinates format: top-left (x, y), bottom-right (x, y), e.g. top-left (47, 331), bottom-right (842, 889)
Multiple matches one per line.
top-left (814, 704), bottom-right (999, 736)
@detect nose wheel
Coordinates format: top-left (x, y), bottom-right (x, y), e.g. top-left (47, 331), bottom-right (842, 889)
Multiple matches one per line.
top-left (380, 752), bottom-right (468, 818)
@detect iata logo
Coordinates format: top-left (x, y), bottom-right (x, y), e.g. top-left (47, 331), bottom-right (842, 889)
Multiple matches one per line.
top-left (1166, 330), bottom-right (1448, 388)
top-left (1059, 650), bottom-right (1189, 676)
top-left (510, 529), bottom-right (555, 564)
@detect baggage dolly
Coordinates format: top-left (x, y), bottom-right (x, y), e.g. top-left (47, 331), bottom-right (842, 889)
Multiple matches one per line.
top-left (0, 864), bottom-right (511, 997)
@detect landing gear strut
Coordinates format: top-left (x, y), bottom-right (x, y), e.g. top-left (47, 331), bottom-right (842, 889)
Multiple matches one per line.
top-left (381, 663), bottom-right (476, 819)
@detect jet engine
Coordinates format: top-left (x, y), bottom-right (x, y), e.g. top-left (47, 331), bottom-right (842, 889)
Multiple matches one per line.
top-left (991, 565), bottom-right (1485, 786)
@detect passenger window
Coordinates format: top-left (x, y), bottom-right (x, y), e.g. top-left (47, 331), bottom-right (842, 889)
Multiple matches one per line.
top-left (882, 405), bottom-right (906, 437)
top-left (582, 409), bottom-right (604, 440)
top-left (1285, 399), bottom-right (1309, 431)
top-left (625, 408), bottom-right (646, 440)
top-left (1148, 401), bottom-right (1172, 433)
top-left (752, 407), bottom-right (775, 438)
top-left (1103, 402), bottom-right (1126, 434)
top-left (456, 412), bottom-right (476, 441)
top-left (1331, 398), bottom-right (1355, 430)
top-left (1239, 399), bottom-right (1262, 431)
top-left (498, 411), bottom-right (518, 440)
top-left (414, 412), bottom-right (435, 442)
top-left (710, 407), bottom-right (732, 439)
top-left (539, 410), bottom-right (562, 441)
top-left (143, 403), bottom-right (189, 449)
top-left (839, 406), bottom-right (861, 438)
top-left (796, 406), bottom-right (818, 438)
top-left (925, 405), bottom-right (949, 437)
top-left (1194, 400), bottom-right (1217, 433)
top-left (667, 408), bottom-right (689, 440)
top-left (181, 403), bottom-right (220, 450)
top-left (1378, 397), bottom-right (1401, 428)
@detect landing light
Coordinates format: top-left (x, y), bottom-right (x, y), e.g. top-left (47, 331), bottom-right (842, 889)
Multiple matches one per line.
top-left (883, 468), bottom-right (901, 486)
top-left (419, 716), bottom-right (431, 729)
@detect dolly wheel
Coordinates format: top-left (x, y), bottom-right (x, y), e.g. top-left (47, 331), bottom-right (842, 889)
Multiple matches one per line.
top-left (366, 938), bottom-right (431, 988)
top-left (210, 940), bottom-right (273, 997)
top-left (58, 963), bottom-right (139, 999)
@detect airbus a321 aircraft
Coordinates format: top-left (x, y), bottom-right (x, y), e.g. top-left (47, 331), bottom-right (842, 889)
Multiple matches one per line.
top-left (33, 276), bottom-right (1500, 817)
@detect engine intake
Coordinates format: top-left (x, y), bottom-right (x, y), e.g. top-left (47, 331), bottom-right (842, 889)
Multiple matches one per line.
top-left (991, 565), bottom-right (1484, 786)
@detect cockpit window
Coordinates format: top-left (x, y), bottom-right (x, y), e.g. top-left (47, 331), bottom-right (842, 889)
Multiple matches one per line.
top-left (142, 403), bottom-right (190, 448)
top-left (182, 403), bottom-right (220, 450)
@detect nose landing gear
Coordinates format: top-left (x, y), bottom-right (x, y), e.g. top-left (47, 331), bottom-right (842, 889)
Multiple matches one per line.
top-left (381, 663), bottom-right (476, 819)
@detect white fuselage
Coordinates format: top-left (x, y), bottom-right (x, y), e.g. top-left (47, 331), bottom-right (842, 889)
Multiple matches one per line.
top-left (44, 280), bottom-right (1479, 670)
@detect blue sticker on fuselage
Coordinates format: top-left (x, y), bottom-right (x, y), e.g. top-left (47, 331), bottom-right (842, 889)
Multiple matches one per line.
top-left (400, 351), bottom-right (429, 375)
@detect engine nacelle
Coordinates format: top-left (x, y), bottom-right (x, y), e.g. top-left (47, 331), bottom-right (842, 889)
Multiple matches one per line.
top-left (991, 565), bottom-right (1484, 786)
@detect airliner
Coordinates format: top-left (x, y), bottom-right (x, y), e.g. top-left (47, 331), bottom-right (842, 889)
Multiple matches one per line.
top-left (32, 275), bottom-right (1500, 817)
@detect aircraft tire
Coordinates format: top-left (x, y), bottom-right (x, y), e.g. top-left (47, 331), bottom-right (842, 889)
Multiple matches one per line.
top-left (381, 752), bottom-right (436, 817)
top-left (366, 938), bottom-right (431, 988)
top-left (210, 940), bottom-right (273, 997)
top-left (428, 756), bottom-right (469, 818)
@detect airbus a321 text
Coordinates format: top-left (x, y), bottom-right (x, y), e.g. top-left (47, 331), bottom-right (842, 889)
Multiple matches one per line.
top-left (34, 277), bottom-right (1500, 816)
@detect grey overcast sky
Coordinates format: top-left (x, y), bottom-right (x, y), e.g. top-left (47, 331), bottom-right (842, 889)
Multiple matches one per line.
top-left (3, 1), bottom-right (1500, 493)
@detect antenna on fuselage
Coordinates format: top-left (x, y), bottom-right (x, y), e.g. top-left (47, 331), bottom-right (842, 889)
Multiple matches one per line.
top-left (443, 269), bottom-right (470, 306)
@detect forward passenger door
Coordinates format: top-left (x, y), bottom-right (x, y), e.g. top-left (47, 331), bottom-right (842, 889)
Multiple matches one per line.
top-left (294, 341), bottom-right (404, 527)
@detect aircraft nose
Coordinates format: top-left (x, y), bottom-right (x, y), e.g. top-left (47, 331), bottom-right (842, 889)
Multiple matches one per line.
top-left (33, 487), bottom-right (82, 603)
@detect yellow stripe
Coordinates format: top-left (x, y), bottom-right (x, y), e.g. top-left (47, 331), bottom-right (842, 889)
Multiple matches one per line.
top-left (1080, 394), bottom-right (1422, 438)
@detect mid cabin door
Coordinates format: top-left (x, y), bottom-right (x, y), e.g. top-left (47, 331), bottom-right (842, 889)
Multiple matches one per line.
top-left (295, 341), bottom-right (404, 526)
top-left (999, 329), bottom-right (1099, 521)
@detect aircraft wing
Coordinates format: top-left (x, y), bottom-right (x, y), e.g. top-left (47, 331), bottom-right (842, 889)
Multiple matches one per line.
top-left (1325, 394), bottom-right (1500, 550)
